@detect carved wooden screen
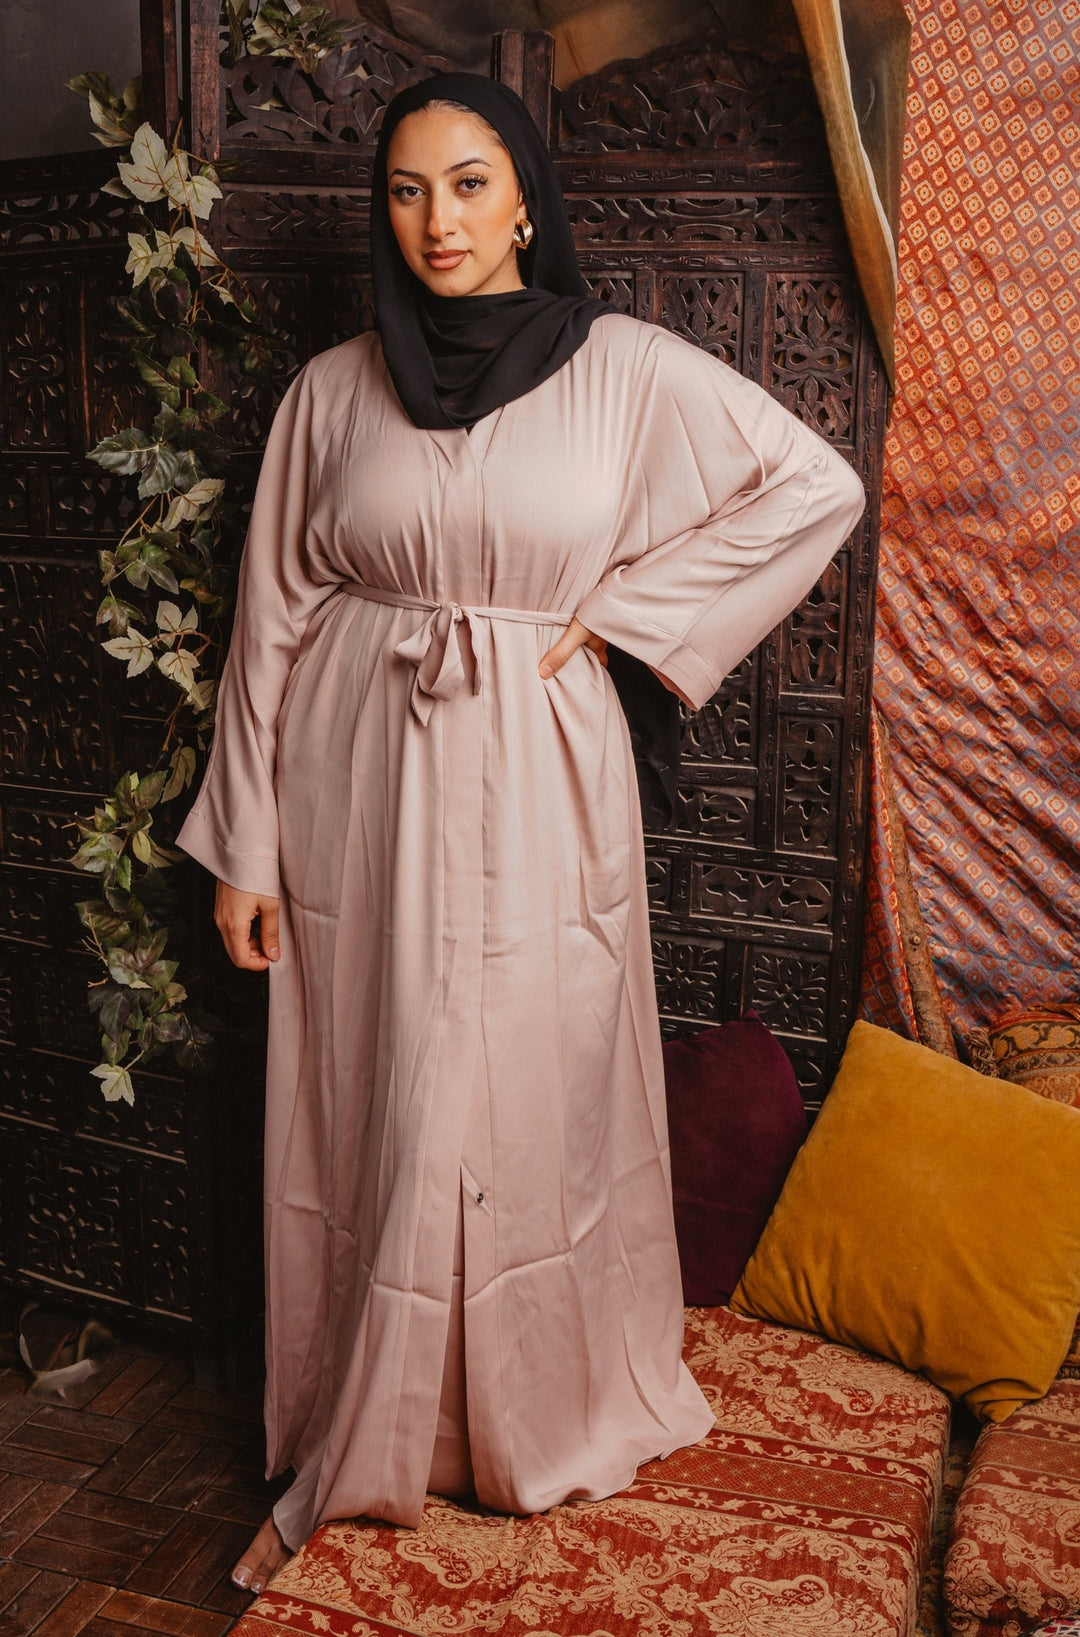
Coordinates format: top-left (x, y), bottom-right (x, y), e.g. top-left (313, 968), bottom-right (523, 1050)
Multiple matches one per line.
top-left (0, 149), bottom-right (227, 1356)
top-left (202, 15), bottom-right (886, 1108)
top-left (548, 41), bottom-right (886, 1104)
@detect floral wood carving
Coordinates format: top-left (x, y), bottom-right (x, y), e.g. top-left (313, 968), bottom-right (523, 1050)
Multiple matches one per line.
top-left (224, 25), bottom-right (454, 143)
top-left (555, 30), bottom-right (826, 167)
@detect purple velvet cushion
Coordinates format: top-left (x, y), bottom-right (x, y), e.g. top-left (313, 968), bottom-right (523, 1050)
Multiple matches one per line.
top-left (662, 1010), bottom-right (807, 1305)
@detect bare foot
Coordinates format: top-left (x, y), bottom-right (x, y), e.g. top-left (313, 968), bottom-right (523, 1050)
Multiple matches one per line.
top-left (231, 1513), bottom-right (291, 1595)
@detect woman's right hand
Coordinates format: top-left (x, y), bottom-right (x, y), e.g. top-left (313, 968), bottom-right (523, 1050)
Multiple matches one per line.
top-left (214, 881), bottom-right (280, 970)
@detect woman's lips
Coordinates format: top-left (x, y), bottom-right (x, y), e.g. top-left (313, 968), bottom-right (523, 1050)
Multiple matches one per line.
top-left (426, 250), bottom-right (467, 269)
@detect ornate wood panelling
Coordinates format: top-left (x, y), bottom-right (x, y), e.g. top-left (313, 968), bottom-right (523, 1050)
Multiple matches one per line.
top-left (0, 142), bottom-right (264, 1379)
top-left (555, 37), bottom-right (827, 165)
top-left (1, 562), bottom-right (113, 786)
top-left (223, 32), bottom-right (454, 145)
top-left (0, 279), bottom-right (73, 452)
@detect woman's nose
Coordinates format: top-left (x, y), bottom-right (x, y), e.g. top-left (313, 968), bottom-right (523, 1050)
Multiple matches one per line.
top-left (426, 192), bottom-right (454, 240)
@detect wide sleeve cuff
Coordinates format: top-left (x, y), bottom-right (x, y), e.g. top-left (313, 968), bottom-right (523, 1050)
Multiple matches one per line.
top-left (175, 805), bottom-right (281, 899)
top-left (574, 584), bottom-right (721, 712)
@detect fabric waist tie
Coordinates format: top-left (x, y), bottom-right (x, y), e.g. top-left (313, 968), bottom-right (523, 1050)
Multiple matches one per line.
top-left (339, 581), bottom-right (573, 726)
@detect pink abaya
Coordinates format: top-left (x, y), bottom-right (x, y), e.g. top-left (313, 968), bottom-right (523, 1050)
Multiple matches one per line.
top-left (176, 311), bottom-right (865, 1550)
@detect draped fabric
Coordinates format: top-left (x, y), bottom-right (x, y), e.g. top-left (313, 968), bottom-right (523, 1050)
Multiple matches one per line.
top-left (860, 0), bottom-right (1080, 1039)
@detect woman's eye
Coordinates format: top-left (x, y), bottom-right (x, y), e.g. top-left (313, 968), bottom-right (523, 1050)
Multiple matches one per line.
top-left (390, 184), bottom-right (420, 200)
top-left (460, 175), bottom-right (486, 193)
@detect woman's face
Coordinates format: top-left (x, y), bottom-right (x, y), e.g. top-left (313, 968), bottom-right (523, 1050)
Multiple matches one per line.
top-left (386, 105), bottom-right (528, 297)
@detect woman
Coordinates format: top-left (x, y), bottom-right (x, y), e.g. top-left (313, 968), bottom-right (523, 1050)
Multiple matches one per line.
top-left (176, 70), bottom-right (865, 1596)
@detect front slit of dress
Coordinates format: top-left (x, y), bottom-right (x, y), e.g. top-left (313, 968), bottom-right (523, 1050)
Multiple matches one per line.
top-left (271, 1177), bottom-right (472, 1552)
top-left (427, 1179), bottom-right (474, 1498)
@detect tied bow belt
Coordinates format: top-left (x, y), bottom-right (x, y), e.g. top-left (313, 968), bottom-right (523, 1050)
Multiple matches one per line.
top-left (341, 582), bottom-right (572, 726)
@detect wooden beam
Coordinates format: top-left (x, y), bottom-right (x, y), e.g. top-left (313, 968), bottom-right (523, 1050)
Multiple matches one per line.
top-left (181, 0), bottom-right (223, 162)
top-left (491, 30), bottom-right (556, 149)
top-left (140, 0), bottom-right (181, 141)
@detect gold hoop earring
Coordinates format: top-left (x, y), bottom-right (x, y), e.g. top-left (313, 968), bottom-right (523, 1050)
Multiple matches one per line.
top-left (512, 218), bottom-right (534, 250)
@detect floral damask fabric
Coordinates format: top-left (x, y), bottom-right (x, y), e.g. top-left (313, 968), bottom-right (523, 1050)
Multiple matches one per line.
top-left (859, 0), bottom-right (1080, 1035)
top-left (916, 1419), bottom-right (980, 1637)
top-left (945, 1379), bottom-right (1080, 1636)
top-left (230, 1307), bottom-right (949, 1637)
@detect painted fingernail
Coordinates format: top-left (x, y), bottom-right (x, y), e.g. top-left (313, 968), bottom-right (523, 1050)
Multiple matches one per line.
top-left (232, 1567), bottom-right (251, 1587)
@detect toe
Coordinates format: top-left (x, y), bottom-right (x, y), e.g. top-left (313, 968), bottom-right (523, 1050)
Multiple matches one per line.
top-left (231, 1552), bottom-right (258, 1590)
top-left (249, 1536), bottom-right (289, 1596)
top-left (249, 1553), bottom-right (274, 1595)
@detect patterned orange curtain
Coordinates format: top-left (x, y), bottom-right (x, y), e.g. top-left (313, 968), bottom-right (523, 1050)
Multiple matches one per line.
top-left (859, 0), bottom-right (1080, 1040)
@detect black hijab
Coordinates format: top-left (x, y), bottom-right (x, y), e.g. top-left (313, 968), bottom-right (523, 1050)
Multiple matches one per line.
top-left (370, 71), bottom-right (682, 829)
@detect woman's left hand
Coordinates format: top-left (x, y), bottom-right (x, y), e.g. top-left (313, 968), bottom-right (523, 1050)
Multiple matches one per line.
top-left (538, 617), bottom-right (608, 679)
top-left (538, 619), bottom-right (694, 709)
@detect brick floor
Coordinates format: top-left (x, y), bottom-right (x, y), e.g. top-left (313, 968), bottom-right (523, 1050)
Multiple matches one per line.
top-left (0, 1330), bottom-right (288, 1636)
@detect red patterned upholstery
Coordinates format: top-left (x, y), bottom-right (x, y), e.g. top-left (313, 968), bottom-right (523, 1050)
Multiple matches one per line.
top-left (231, 1307), bottom-right (950, 1637)
top-left (945, 1379), bottom-right (1080, 1636)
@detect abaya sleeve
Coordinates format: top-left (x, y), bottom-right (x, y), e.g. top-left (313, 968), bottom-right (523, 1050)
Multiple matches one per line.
top-left (176, 364), bottom-right (339, 898)
top-left (575, 325), bottom-right (866, 712)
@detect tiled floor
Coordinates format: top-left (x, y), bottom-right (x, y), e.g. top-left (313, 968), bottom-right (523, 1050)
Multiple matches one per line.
top-left (0, 1328), bottom-right (288, 1636)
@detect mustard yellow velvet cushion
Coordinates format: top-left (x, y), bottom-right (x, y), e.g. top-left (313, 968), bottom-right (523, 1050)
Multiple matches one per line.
top-left (730, 1020), bottom-right (1080, 1421)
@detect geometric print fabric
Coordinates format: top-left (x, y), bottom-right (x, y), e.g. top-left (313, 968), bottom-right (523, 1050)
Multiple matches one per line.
top-left (860, 0), bottom-right (1080, 1034)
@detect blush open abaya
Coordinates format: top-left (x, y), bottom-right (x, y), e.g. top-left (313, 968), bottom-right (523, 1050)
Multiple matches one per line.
top-left (176, 310), bottom-right (866, 1550)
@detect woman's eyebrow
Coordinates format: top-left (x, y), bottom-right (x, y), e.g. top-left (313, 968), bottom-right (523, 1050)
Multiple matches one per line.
top-left (389, 157), bottom-right (492, 178)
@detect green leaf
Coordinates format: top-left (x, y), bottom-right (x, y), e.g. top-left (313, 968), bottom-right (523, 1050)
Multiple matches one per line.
top-left (90, 427), bottom-right (154, 476)
top-left (131, 350), bottom-right (175, 393)
top-left (155, 599), bottom-right (198, 641)
top-left (73, 831), bottom-right (123, 873)
top-left (96, 594), bottom-right (143, 637)
top-left (107, 947), bottom-right (152, 989)
top-left (140, 544), bottom-right (180, 593)
top-left (102, 628), bottom-right (154, 677)
top-left (170, 225), bottom-right (220, 267)
top-left (125, 233), bottom-right (167, 288)
top-left (162, 744), bottom-right (197, 800)
top-left (157, 647), bottom-right (199, 694)
top-left (132, 770), bottom-right (167, 810)
top-left (116, 122), bottom-right (174, 202)
top-left (99, 987), bottom-right (134, 1037)
top-left (145, 838), bottom-right (185, 867)
top-left (91, 1063), bottom-right (135, 1105)
top-left (181, 171), bottom-right (223, 220)
top-left (137, 443), bottom-right (190, 497)
top-left (145, 958), bottom-right (179, 990)
top-left (151, 1011), bottom-right (188, 1042)
top-left (187, 677), bottom-right (216, 713)
top-left (88, 94), bottom-right (138, 147)
top-left (78, 902), bottom-right (131, 941)
top-left (165, 354), bottom-right (199, 389)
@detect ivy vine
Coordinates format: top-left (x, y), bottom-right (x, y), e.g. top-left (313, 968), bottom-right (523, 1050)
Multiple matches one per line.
top-left (67, 2), bottom-right (349, 1105)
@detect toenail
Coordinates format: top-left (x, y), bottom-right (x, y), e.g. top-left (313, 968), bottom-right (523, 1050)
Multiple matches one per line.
top-left (251, 1579), bottom-right (264, 1594)
top-left (232, 1568), bottom-right (251, 1588)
